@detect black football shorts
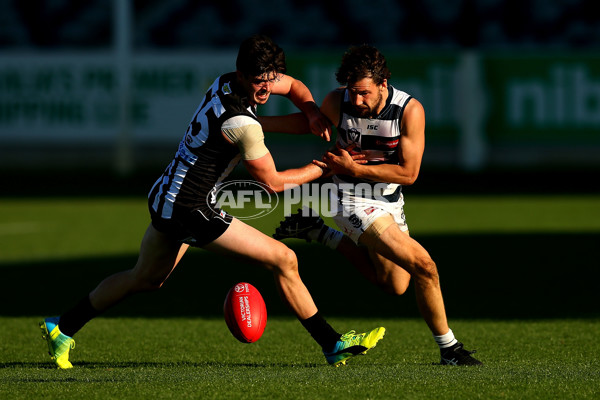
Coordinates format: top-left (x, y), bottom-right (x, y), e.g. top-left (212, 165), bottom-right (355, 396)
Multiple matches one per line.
top-left (149, 203), bottom-right (233, 247)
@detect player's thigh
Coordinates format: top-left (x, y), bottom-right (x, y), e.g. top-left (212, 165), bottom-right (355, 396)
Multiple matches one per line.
top-left (204, 218), bottom-right (295, 271)
top-left (134, 223), bottom-right (188, 284)
top-left (386, 226), bottom-right (432, 275)
top-left (367, 242), bottom-right (412, 295)
top-left (364, 221), bottom-right (431, 276)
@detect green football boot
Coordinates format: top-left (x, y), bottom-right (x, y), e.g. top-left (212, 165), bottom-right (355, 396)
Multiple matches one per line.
top-left (324, 327), bottom-right (386, 367)
top-left (39, 317), bottom-right (75, 369)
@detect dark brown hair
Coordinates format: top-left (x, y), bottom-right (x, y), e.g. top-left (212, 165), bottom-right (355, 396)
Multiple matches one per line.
top-left (336, 45), bottom-right (391, 85)
top-left (236, 34), bottom-right (286, 77)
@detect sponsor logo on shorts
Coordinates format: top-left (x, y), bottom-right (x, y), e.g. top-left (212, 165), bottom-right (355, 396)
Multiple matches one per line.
top-left (349, 213), bottom-right (362, 228)
top-left (364, 206), bottom-right (376, 215)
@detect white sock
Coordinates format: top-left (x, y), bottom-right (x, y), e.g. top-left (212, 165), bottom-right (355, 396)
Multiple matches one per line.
top-left (308, 225), bottom-right (343, 250)
top-left (434, 329), bottom-right (458, 349)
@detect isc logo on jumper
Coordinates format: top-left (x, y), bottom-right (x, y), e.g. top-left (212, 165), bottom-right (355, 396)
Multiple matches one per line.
top-left (208, 180), bottom-right (279, 220)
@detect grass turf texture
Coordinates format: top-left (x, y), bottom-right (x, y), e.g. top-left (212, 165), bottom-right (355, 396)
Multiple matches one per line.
top-left (3, 318), bottom-right (600, 399)
top-left (1, 194), bottom-right (599, 398)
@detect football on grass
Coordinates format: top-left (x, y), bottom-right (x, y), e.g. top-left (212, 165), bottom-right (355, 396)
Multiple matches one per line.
top-left (223, 282), bottom-right (267, 343)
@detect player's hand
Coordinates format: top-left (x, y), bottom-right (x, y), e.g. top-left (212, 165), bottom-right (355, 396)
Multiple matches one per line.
top-left (333, 143), bottom-right (366, 163)
top-left (312, 160), bottom-right (334, 178)
top-left (321, 143), bottom-right (366, 175)
top-left (306, 105), bottom-right (332, 141)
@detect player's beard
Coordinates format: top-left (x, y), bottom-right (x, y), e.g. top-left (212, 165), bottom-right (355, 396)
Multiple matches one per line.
top-left (355, 91), bottom-right (384, 118)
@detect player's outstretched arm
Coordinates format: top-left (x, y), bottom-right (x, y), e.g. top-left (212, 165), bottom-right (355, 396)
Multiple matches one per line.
top-left (269, 74), bottom-right (331, 141)
top-left (222, 115), bottom-right (328, 192)
top-left (244, 152), bottom-right (327, 193)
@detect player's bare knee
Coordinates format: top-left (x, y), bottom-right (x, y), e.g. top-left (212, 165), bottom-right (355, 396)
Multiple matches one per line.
top-left (414, 257), bottom-right (439, 282)
top-left (274, 246), bottom-right (298, 274)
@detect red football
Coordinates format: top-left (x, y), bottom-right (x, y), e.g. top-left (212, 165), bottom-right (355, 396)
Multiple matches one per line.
top-left (223, 282), bottom-right (267, 343)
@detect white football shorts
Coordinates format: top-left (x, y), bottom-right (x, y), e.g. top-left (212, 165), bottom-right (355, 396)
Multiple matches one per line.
top-left (329, 189), bottom-right (409, 244)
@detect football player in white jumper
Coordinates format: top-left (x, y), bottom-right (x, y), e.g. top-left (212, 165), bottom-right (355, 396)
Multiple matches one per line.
top-left (267, 45), bottom-right (482, 366)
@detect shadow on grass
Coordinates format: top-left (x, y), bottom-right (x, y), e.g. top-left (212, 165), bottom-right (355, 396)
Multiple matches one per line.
top-left (0, 361), bottom-right (323, 371)
top-left (1, 232), bottom-right (598, 319)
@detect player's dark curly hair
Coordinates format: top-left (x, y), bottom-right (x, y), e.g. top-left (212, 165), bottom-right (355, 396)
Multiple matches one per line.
top-left (335, 45), bottom-right (391, 85)
top-left (236, 34), bottom-right (287, 77)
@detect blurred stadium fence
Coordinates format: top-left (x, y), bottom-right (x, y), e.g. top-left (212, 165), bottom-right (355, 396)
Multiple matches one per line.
top-left (1, 50), bottom-right (599, 173)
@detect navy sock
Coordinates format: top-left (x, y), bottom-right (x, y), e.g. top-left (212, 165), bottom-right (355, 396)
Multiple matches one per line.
top-left (300, 312), bottom-right (341, 352)
top-left (58, 295), bottom-right (100, 337)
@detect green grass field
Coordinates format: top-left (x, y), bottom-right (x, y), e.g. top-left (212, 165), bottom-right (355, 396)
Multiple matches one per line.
top-left (1, 194), bottom-right (599, 399)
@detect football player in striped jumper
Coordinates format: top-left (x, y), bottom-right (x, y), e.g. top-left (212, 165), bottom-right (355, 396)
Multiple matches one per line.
top-left (39, 36), bottom-right (385, 369)
top-left (270, 45), bottom-right (482, 366)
